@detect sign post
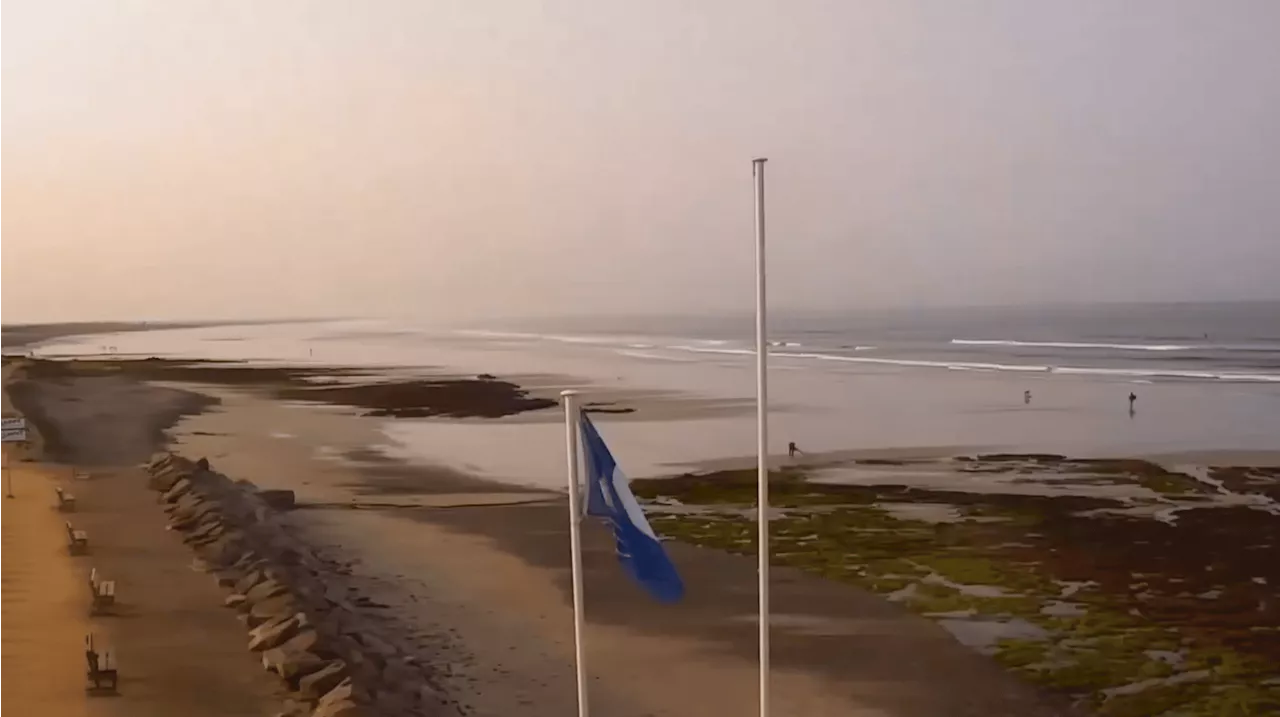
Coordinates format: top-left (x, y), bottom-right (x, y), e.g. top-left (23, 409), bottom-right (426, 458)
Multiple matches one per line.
top-left (3, 418), bottom-right (29, 498)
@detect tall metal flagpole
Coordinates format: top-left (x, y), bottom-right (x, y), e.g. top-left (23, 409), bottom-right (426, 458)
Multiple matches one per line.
top-left (562, 390), bottom-right (590, 717)
top-left (753, 157), bottom-right (771, 717)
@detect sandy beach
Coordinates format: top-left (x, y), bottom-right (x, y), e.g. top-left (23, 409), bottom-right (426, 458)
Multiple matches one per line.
top-left (2, 360), bottom-right (281, 717)
top-left (4, 334), bottom-right (1279, 715)
top-left (2, 354), bottom-right (1085, 716)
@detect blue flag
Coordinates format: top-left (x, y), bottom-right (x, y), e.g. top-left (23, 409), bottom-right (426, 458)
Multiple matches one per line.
top-left (580, 414), bottom-right (685, 603)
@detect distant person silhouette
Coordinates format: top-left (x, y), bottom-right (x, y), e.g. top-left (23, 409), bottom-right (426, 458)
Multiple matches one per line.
top-left (788, 442), bottom-right (803, 458)
top-left (1024, 390), bottom-right (1032, 405)
top-left (1128, 392), bottom-right (1137, 414)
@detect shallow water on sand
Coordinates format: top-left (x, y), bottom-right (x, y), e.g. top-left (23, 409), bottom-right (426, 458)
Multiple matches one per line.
top-left (30, 319), bottom-right (1280, 488)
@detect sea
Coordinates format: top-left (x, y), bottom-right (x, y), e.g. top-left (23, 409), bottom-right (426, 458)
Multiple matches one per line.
top-left (15, 301), bottom-right (1280, 485)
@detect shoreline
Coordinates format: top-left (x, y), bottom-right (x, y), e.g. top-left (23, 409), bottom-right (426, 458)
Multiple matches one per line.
top-left (5, 355), bottom-right (1084, 715)
top-left (8, 353), bottom-right (1279, 715)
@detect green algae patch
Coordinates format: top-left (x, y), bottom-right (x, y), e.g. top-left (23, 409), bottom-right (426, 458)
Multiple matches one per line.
top-left (642, 458), bottom-right (1280, 715)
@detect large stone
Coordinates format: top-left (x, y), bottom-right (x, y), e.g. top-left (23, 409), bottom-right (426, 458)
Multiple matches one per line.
top-left (235, 569), bottom-right (267, 595)
top-left (148, 464), bottom-right (191, 492)
top-left (198, 531), bottom-right (247, 566)
top-left (245, 578), bottom-right (289, 606)
top-left (310, 697), bottom-right (368, 717)
top-left (248, 612), bottom-right (306, 651)
top-left (189, 525), bottom-right (229, 548)
top-left (173, 502), bottom-right (221, 530)
top-left (161, 478), bottom-right (193, 504)
top-left (297, 659), bottom-right (348, 700)
top-left (259, 490), bottom-right (297, 511)
top-left (247, 594), bottom-right (297, 626)
top-left (185, 518), bottom-right (225, 544)
top-left (351, 631), bottom-right (399, 668)
top-left (224, 593), bottom-right (248, 609)
top-left (261, 630), bottom-right (323, 683)
top-left (315, 678), bottom-right (354, 707)
top-left (167, 493), bottom-right (204, 517)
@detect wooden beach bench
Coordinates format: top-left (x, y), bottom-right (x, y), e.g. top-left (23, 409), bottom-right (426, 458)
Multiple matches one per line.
top-left (55, 486), bottom-right (77, 512)
top-left (88, 568), bottom-right (116, 613)
top-left (84, 633), bottom-right (118, 693)
top-left (65, 521), bottom-right (89, 555)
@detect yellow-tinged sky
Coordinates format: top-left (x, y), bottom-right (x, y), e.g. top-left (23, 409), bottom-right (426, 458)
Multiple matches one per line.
top-left (4, 1), bottom-right (1280, 323)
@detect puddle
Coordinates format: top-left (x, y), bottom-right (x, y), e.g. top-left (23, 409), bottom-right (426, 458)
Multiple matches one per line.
top-left (1102, 669), bottom-right (1212, 698)
top-left (876, 502), bottom-right (974, 524)
top-left (937, 617), bottom-right (1048, 653)
top-left (922, 572), bottom-right (1012, 598)
top-left (1056, 580), bottom-right (1098, 598)
top-left (1040, 600), bottom-right (1087, 617)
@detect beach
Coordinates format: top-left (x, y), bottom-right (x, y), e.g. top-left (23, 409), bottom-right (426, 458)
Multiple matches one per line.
top-left (4, 314), bottom-right (1279, 716)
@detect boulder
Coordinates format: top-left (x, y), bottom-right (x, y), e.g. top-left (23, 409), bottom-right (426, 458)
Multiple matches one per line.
top-left (245, 578), bottom-right (290, 605)
top-left (235, 569), bottom-right (267, 595)
top-left (189, 525), bottom-right (229, 548)
top-left (259, 490), bottom-right (297, 511)
top-left (248, 612), bottom-right (307, 651)
top-left (315, 678), bottom-right (354, 707)
top-left (148, 464), bottom-right (190, 492)
top-left (167, 493), bottom-right (205, 517)
top-left (247, 594), bottom-right (297, 627)
top-left (185, 518), bottom-right (225, 544)
top-left (310, 696), bottom-right (367, 717)
top-left (351, 631), bottom-right (399, 668)
top-left (224, 593), bottom-right (248, 609)
top-left (297, 659), bottom-right (348, 701)
top-left (173, 502), bottom-right (221, 530)
top-left (261, 630), bottom-right (323, 683)
top-left (198, 531), bottom-right (247, 566)
top-left (161, 478), bottom-right (193, 504)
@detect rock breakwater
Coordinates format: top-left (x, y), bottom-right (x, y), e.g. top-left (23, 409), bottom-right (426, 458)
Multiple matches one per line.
top-left (146, 453), bottom-right (456, 717)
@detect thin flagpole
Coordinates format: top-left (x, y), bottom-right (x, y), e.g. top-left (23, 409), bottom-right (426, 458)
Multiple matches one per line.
top-left (752, 157), bottom-right (770, 717)
top-left (562, 389), bottom-right (590, 717)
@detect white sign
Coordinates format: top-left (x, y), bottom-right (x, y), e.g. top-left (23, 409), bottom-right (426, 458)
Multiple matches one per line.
top-left (2, 418), bottom-right (28, 443)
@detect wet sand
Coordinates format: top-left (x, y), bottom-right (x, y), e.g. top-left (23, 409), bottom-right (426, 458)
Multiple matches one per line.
top-left (17, 354), bottom-right (1277, 715)
top-left (147, 377), bottom-right (1076, 715)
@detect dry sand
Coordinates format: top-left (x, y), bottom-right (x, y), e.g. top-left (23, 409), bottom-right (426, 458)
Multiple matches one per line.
top-left (2, 461), bottom-right (91, 717)
top-left (2, 361), bottom-right (281, 717)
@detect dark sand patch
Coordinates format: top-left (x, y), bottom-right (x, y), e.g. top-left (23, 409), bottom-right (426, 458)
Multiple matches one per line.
top-left (11, 357), bottom-right (556, 421)
top-left (6, 372), bottom-right (215, 465)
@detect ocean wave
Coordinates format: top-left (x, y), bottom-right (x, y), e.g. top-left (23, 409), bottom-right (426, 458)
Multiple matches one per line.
top-left (660, 344), bottom-right (1280, 382)
top-left (951, 339), bottom-right (1193, 352)
top-left (458, 328), bottom-right (1280, 383)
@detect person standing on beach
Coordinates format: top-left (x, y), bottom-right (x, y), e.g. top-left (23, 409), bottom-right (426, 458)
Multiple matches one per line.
top-left (1024, 390), bottom-right (1032, 405)
top-left (788, 441), bottom-right (803, 458)
top-left (1128, 392), bottom-right (1137, 413)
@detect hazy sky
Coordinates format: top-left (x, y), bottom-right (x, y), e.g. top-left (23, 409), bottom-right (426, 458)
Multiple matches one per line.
top-left (4, 1), bottom-right (1279, 323)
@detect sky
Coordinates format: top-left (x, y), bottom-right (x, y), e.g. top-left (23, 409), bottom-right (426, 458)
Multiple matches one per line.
top-left (4, 0), bottom-right (1280, 323)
